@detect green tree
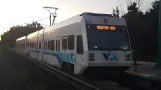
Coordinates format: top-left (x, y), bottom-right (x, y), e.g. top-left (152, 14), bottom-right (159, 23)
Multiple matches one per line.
top-left (1, 22), bottom-right (43, 47)
top-left (112, 6), bottom-right (120, 17)
top-left (122, 0), bottom-right (159, 62)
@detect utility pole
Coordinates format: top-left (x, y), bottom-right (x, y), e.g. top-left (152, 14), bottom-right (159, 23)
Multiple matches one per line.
top-left (43, 6), bottom-right (58, 26)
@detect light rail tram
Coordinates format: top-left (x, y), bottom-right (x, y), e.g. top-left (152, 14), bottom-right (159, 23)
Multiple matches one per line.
top-left (14, 12), bottom-right (132, 77)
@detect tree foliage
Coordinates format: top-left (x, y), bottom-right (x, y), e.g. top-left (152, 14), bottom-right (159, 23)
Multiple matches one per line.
top-left (123, 0), bottom-right (159, 62)
top-left (1, 22), bottom-right (43, 47)
top-left (112, 6), bottom-right (120, 17)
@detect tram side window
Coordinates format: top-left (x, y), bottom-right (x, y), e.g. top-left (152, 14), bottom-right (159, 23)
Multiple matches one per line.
top-left (36, 42), bottom-right (38, 49)
top-left (56, 40), bottom-right (58, 51)
top-left (31, 43), bottom-right (33, 48)
top-left (48, 41), bottom-right (51, 50)
top-left (58, 40), bottom-right (60, 51)
top-left (33, 42), bottom-right (36, 48)
top-left (30, 43), bottom-right (32, 48)
top-left (56, 40), bottom-right (60, 51)
top-left (34, 42), bottom-right (36, 49)
top-left (44, 41), bottom-right (46, 50)
top-left (51, 40), bottom-right (55, 51)
top-left (44, 41), bottom-right (45, 50)
top-left (68, 35), bottom-right (74, 49)
top-left (44, 42), bottom-right (45, 50)
top-left (28, 42), bottom-right (29, 48)
top-left (32, 42), bottom-right (34, 48)
top-left (46, 41), bottom-right (48, 50)
top-left (77, 35), bottom-right (84, 54)
top-left (62, 36), bottom-right (67, 50)
top-left (27, 42), bottom-right (29, 48)
top-left (39, 42), bottom-right (41, 49)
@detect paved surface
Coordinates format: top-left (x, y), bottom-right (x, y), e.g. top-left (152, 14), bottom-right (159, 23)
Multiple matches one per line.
top-left (126, 61), bottom-right (161, 79)
top-left (0, 47), bottom-right (72, 90)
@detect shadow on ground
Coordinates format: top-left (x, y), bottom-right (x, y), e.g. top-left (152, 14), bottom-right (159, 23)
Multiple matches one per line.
top-left (0, 47), bottom-right (72, 90)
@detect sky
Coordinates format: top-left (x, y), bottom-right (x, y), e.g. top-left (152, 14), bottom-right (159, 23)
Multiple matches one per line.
top-left (0, 0), bottom-right (155, 35)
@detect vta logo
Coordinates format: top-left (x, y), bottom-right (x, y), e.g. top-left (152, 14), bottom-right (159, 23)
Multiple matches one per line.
top-left (102, 53), bottom-right (111, 61)
top-left (102, 53), bottom-right (118, 61)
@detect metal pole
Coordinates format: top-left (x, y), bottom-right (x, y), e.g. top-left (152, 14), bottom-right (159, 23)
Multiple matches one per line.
top-left (50, 14), bottom-right (51, 26)
top-left (43, 6), bottom-right (58, 26)
top-left (158, 0), bottom-right (161, 67)
top-left (36, 22), bottom-right (38, 60)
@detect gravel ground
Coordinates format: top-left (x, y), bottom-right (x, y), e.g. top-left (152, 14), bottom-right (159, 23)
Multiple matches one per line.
top-left (0, 47), bottom-right (73, 90)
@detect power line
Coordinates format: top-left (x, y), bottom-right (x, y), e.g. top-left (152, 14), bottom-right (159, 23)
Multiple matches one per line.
top-left (24, 16), bottom-right (49, 25)
top-left (25, 16), bottom-right (50, 24)
top-left (35, 16), bottom-right (50, 22)
top-left (53, 0), bottom-right (62, 6)
top-left (21, 0), bottom-right (63, 27)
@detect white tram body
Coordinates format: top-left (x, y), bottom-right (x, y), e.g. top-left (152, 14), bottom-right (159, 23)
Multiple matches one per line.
top-left (15, 12), bottom-right (132, 75)
top-left (15, 36), bottom-right (27, 55)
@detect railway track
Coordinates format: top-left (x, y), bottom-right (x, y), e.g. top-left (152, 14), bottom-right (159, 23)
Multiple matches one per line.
top-left (11, 49), bottom-right (129, 90)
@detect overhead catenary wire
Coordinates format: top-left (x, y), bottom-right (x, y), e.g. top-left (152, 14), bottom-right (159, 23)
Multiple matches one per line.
top-left (24, 16), bottom-right (50, 25)
top-left (25, 0), bottom-right (63, 26)
top-left (53, 0), bottom-right (62, 6)
top-left (42, 0), bottom-right (62, 26)
top-left (9, 0), bottom-right (62, 30)
top-left (34, 16), bottom-right (50, 22)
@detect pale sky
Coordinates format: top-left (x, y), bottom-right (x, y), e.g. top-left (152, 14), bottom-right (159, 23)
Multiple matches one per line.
top-left (0, 0), bottom-right (154, 35)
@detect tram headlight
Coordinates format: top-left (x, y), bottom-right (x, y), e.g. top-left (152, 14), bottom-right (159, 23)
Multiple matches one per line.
top-left (126, 54), bottom-right (131, 61)
top-left (89, 53), bottom-right (95, 61)
top-left (126, 58), bottom-right (131, 61)
top-left (126, 54), bottom-right (130, 57)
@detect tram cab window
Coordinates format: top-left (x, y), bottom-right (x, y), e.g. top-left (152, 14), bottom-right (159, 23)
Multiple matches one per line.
top-left (51, 40), bottom-right (55, 51)
top-left (68, 35), bottom-right (74, 49)
top-left (62, 36), bottom-right (67, 50)
top-left (77, 35), bottom-right (84, 54)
